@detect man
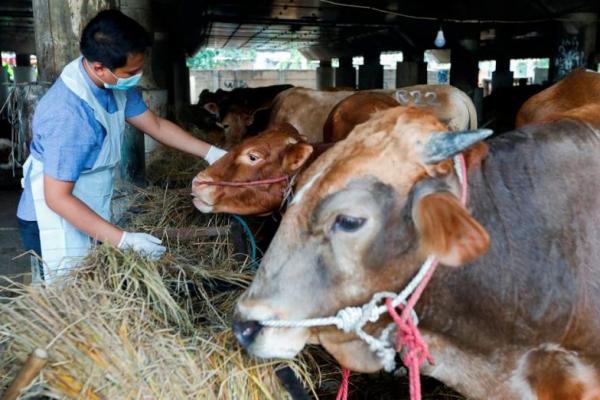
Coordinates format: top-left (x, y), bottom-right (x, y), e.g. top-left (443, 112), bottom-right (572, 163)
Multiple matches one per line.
top-left (16, 10), bottom-right (226, 282)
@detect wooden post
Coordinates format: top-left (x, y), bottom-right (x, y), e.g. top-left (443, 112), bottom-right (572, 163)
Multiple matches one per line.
top-left (32, 0), bottom-right (117, 83)
top-left (2, 348), bottom-right (48, 400)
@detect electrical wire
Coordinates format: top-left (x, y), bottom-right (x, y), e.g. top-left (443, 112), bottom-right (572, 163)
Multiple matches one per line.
top-left (319, 0), bottom-right (575, 24)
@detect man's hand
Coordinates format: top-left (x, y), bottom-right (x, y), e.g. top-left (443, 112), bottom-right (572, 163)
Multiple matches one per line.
top-left (117, 232), bottom-right (166, 260)
top-left (205, 145), bottom-right (227, 164)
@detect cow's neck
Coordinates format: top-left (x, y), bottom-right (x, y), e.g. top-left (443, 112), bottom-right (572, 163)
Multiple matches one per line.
top-left (414, 122), bottom-right (600, 356)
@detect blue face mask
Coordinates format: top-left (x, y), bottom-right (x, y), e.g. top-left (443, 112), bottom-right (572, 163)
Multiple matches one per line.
top-left (86, 59), bottom-right (142, 90)
top-left (104, 68), bottom-right (142, 90)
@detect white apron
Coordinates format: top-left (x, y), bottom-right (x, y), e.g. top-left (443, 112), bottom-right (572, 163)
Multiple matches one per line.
top-left (21, 56), bottom-right (126, 283)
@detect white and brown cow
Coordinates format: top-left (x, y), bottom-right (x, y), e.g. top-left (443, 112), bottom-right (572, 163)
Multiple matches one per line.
top-left (232, 106), bottom-right (600, 399)
top-left (269, 85), bottom-right (477, 143)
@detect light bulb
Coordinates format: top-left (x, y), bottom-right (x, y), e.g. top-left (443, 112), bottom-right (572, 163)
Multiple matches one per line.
top-left (434, 28), bottom-right (446, 48)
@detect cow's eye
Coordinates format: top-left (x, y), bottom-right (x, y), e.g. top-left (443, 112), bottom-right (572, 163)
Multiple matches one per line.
top-left (247, 153), bottom-right (260, 162)
top-left (332, 215), bottom-right (366, 233)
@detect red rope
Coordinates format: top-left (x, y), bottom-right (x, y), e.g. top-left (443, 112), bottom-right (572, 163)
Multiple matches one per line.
top-left (193, 175), bottom-right (288, 187)
top-left (335, 368), bottom-right (351, 400)
top-left (335, 154), bottom-right (469, 400)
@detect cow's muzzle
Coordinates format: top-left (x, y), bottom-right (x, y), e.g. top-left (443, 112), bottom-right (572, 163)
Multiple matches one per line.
top-left (232, 319), bottom-right (263, 348)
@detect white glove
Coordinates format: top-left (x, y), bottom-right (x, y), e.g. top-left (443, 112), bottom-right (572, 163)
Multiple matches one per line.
top-left (205, 145), bottom-right (227, 165)
top-left (118, 232), bottom-right (166, 260)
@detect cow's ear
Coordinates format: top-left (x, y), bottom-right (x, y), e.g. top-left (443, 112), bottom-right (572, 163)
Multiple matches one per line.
top-left (244, 105), bottom-right (272, 127)
top-left (282, 143), bottom-right (313, 173)
top-left (413, 192), bottom-right (489, 267)
top-left (204, 102), bottom-right (219, 116)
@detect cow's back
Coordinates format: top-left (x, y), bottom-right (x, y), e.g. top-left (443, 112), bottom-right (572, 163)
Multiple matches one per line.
top-left (392, 85), bottom-right (477, 130)
top-left (268, 88), bottom-right (355, 143)
top-left (516, 69), bottom-right (600, 127)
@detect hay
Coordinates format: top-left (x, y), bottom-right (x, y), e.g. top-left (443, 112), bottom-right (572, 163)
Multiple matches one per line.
top-left (0, 247), bottom-right (317, 399)
top-left (146, 147), bottom-right (206, 189)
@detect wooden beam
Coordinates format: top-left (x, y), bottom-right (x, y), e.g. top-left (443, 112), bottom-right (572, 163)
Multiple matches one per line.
top-left (32, 0), bottom-right (117, 82)
top-left (149, 226), bottom-right (231, 240)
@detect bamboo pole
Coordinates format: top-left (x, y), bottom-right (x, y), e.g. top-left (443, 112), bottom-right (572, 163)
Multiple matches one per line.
top-left (2, 348), bottom-right (48, 400)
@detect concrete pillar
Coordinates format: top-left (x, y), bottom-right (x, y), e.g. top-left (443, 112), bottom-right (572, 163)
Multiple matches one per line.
top-left (317, 60), bottom-right (334, 90)
top-left (395, 61), bottom-right (427, 87)
top-left (119, 0), bottom-right (157, 89)
top-left (335, 57), bottom-right (356, 88)
top-left (13, 53), bottom-right (36, 83)
top-left (450, 37), bottom-right (480, 97)
top-left (491, 56), bottom-right (514, 90)
top-left (32, 0), bottom-right (117, 82)
top-left (553, 12), bottom-right (598, 79)
top-left (358, 53), bottom-right (383, 90)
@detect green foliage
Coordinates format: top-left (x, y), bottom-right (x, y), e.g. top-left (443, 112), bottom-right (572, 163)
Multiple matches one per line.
top-left (187, 48), bottom-right (310, 70)
top-left (186, 48), bottom-right (256, 70)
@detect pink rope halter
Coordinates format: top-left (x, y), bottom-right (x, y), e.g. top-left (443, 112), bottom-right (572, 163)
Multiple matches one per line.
top-left (193, 175), bottom-right (289, 187)
top-left (336, 154), bottom-right (469, 400)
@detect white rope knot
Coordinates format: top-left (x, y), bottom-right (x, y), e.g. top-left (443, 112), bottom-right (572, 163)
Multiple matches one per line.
top-left (334, 306), bottom-right (364, 332)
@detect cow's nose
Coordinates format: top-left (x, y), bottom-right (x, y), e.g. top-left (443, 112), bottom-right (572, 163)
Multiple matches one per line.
top-left (192, 175), bottom-right (212, 189)
top-left (232, 319), bottom-right (263, 348)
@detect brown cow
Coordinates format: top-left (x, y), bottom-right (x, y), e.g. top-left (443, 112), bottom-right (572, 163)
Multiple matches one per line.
top-left (233, 106), bottom-right (600, 399)
top-left (516, 68), bottom-right (600, 127)
top-left (268, 87), bottom-right (355, 143)
top-left (323, 92), bottom-right (400, 142)
top-left (191, 123), bottom-right (315, 215)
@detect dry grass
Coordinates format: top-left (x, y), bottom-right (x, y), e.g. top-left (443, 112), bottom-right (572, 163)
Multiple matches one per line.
top-left (0, 247), bottom-right (318, 399)
top-left (145, 147), bottom-right (206, 189)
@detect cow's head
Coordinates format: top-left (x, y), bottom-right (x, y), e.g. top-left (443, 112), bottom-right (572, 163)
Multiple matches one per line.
top-left (233, 107), bottom-right (492, 372)
top-left (219, 105), bottom-right (271, 148)
top-left (192, 123), bottom-right (314, 215)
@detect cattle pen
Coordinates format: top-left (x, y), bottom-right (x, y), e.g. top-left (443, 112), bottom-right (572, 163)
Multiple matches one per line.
top-left (1, 1), bottom-right (600, 399)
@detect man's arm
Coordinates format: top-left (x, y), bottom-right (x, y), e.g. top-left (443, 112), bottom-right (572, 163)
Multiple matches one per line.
top-left (43, 175), bottom-right (123, 245)
top-left (127, 109), bottom-right (213, 158)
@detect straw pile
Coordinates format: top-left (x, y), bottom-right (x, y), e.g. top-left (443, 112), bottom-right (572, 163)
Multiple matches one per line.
top-left (0, 246), bottom-right (317, 399)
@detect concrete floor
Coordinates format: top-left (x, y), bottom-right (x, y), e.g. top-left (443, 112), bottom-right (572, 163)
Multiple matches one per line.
top-left (0, 190), bottom-right (30, 284)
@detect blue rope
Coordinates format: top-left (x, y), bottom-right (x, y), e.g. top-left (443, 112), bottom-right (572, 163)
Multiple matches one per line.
top-left (232, 214), bottom-right (257, 266)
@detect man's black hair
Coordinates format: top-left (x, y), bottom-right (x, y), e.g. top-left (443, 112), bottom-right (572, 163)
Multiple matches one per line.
top-left (80, 9), bottom-right (151, 70)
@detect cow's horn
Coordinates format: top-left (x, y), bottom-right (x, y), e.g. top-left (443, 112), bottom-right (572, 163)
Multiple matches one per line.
top-left (422, 129), bottom-right (493, 164)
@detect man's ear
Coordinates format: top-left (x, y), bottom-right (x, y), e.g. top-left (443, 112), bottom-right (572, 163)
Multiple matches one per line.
top-left (413, 192), bottom-right (489, 266)
top-left (282, 143), bottom-right (314, 174)
top-left (203, 102), bottom-right (220, 116)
